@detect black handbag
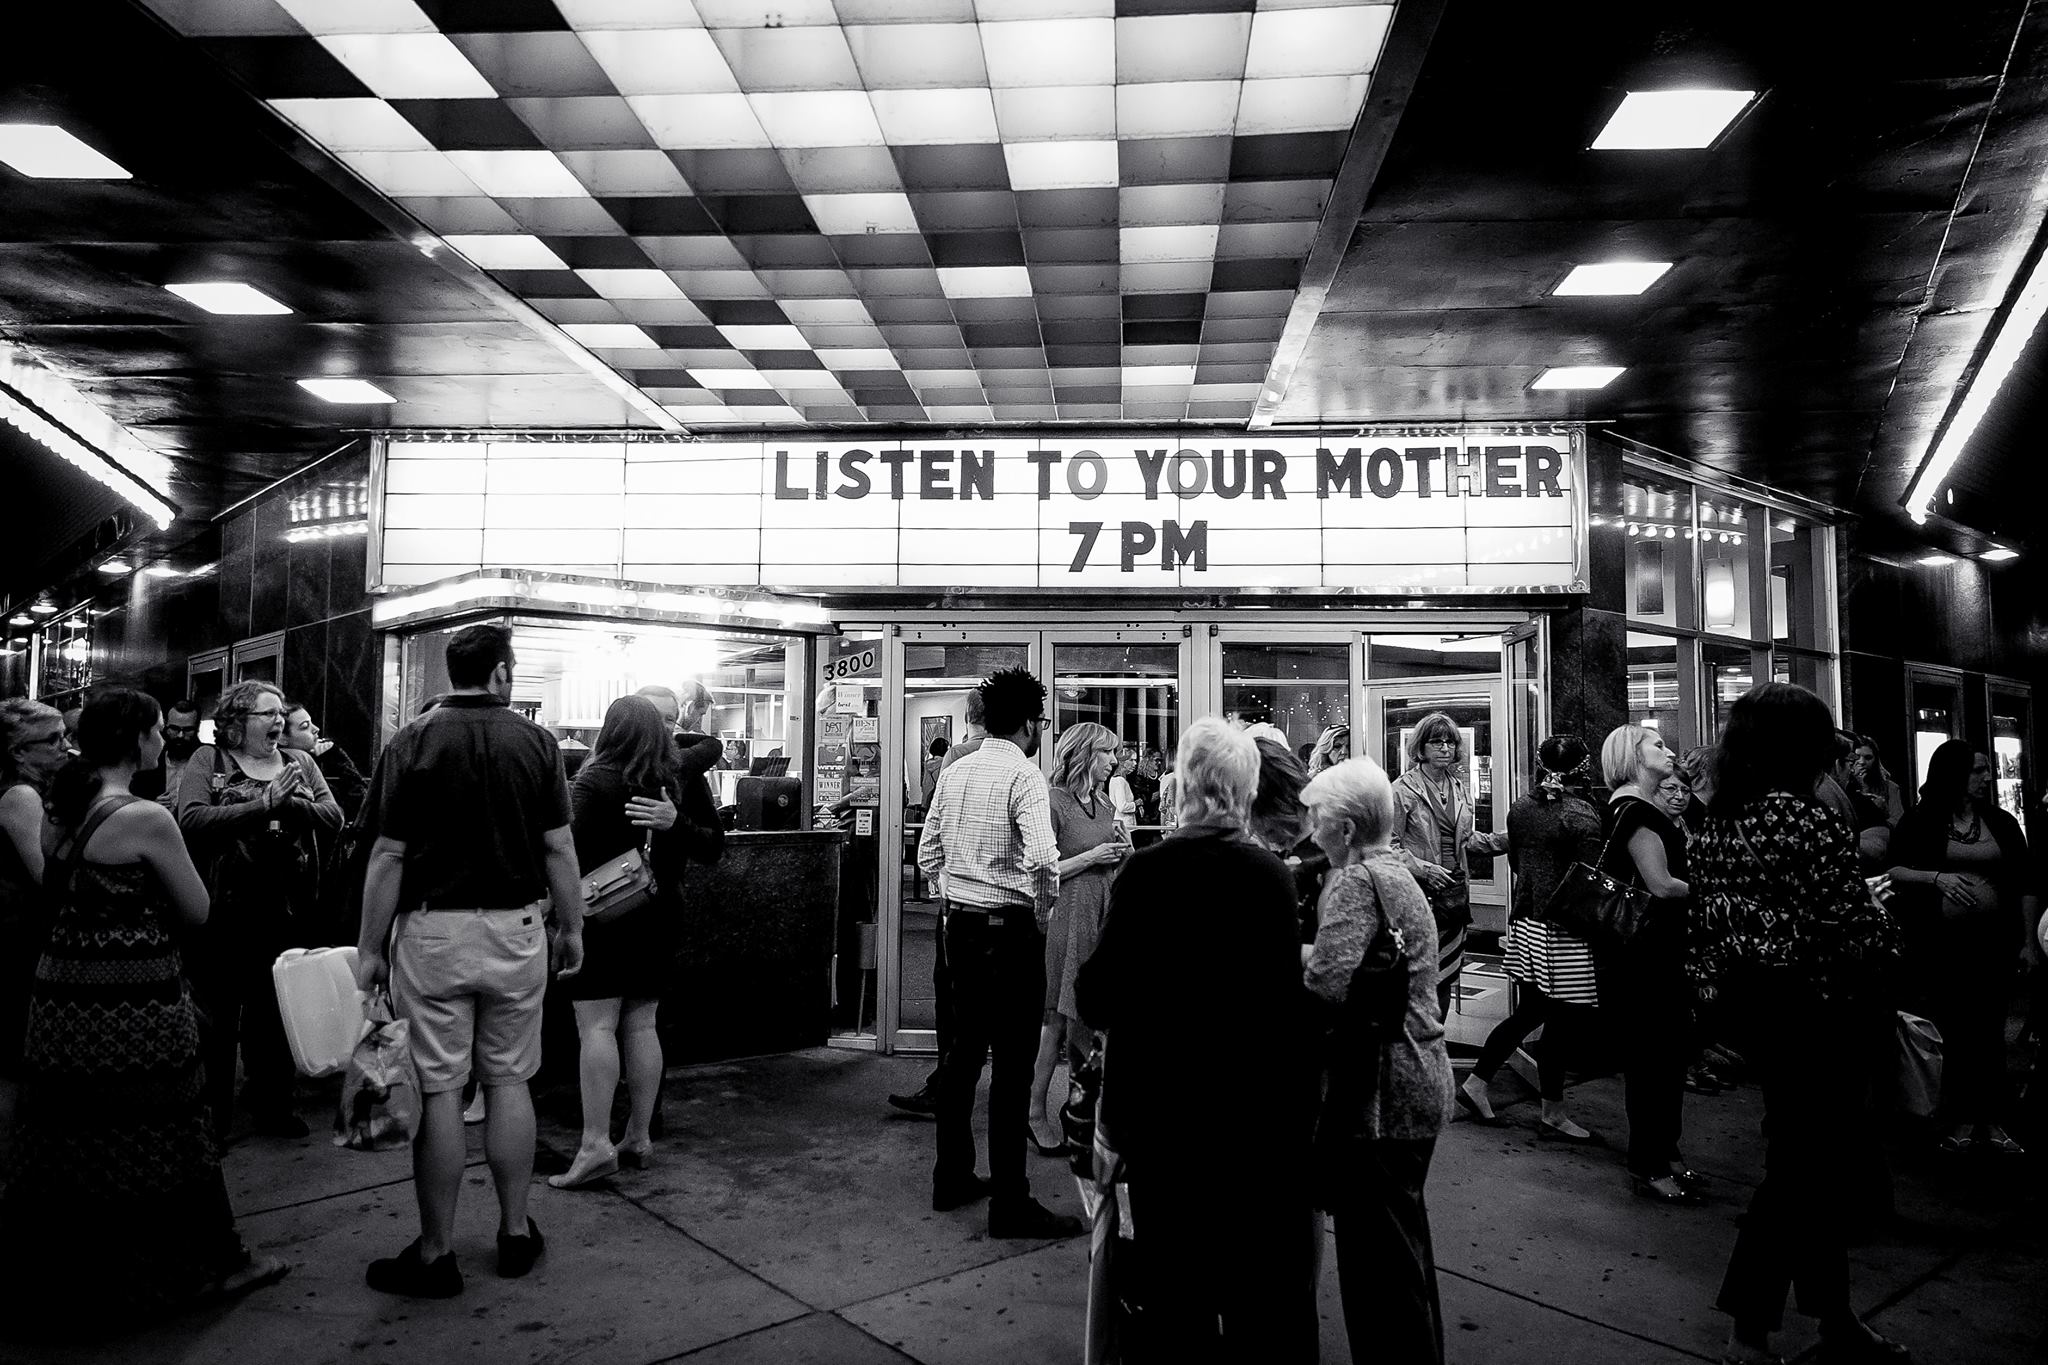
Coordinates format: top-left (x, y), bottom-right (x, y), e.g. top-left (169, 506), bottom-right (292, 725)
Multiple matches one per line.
top-left (1541, 820), bottom-right (1650, 943)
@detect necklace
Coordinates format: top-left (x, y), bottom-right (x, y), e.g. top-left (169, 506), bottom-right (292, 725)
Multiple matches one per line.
top-left (1949, 809), bottom-right (1982, 844)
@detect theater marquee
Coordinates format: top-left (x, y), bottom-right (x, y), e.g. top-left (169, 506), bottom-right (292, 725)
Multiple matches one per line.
top-left (375, 428), bottom-right (1586, 595)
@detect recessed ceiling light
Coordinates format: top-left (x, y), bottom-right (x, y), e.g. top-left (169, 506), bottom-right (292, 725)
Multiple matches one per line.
top-left (1979, 546), bottom-right (2019, 562)
top-left (1592, 90), bottom-right (1756, 150)
top-left (8, 614), bottom-right (31, 626)
top-left (298, 378), bottom-right (396, 404)
top-left (1531, 366), bottom-right (1625, 390)
top-left (0, 124), bottom-right (131, 179)
top-left (165, 282), bottom-right (292, 315)
top-left (142, 564), bottom-right (182, 577)
top-left (97, 558), bottom-right (132, 575)
top-left (1552, 262), bottom-right (1672, 296)
top-left (1916, 553), bottom-right (1957, 567)
top-left (29, 601), bottom-right (56, 615)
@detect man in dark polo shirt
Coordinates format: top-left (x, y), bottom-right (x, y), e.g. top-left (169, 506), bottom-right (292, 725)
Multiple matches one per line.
top-left (354, 623), bottom-right (585, 1298)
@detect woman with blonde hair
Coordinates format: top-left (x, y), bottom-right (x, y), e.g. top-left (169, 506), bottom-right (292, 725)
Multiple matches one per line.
top-left (1027, 721), bottom-right (1127, 1154)
top-left (1, 698), bottom-right (67, 1125)
top-left (1307, 723), bottom-right (1351, 776)
top-left (1599, 723), bottom-right (1699, 1203)
top-left (1391, 712), bottom-right (1509, 1015)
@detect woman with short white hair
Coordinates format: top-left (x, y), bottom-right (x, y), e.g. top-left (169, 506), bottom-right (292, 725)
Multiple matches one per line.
top-left (1302, 756), bottom-right (1453, 1365)
top-left (1599, 723), bottom-right (1699, 1205)
top-left (1075, 716), bottom-right (1318, 1361)
top-left (1391, 712), bottom-right (1510, 1015)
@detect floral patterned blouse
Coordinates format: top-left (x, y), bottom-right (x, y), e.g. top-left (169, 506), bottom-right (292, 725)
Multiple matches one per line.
top-left (1687, 793), bottom-right (1900, 1002)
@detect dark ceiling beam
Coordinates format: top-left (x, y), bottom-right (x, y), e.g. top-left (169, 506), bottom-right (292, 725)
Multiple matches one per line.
top-left (1248, 0), bottom-right (1448, 431)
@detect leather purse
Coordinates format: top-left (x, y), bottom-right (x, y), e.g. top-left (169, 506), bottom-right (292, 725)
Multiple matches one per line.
top-left (1541, 822), bottom-right (1650, 943)
top-left (579, 835), bottom-right (656, 925)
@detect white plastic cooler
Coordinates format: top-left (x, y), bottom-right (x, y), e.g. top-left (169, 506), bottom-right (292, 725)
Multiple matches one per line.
top-left (272, 945), bottom-right (364, 1077)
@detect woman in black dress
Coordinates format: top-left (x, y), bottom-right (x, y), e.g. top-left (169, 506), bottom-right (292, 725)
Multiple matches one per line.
top-left (3, 689), bottom-right (288, 1333)
top-left (1599, 723), bottom-right (1699, 1204)
top-left (1888, 739), bottom-right (2029, 1154)
top-left (550, 694), bottom-right (722, 1188)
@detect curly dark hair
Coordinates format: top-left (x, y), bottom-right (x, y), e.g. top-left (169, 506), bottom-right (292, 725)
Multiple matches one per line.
top-left (978, 667), bottom-right (1047, 739)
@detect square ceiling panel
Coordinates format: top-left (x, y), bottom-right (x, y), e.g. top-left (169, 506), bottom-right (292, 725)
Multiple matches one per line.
top-left (159, 0), bottom-right (1399, 425)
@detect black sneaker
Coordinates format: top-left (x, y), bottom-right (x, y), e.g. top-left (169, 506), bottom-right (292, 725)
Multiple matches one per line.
top-left (987, 1196), bottom-right (1083, 1240)
top-left (930, 1174), bottom-right (992, 1212)
top-left (888, 1086), bottom-right (938, 1117)
top-left (497, 1217), bottom-right (545, 1279)
top-left (366, 1240), bottom-right (463, 1298)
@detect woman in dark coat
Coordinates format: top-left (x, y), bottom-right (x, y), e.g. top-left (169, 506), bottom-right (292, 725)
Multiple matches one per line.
top-left (1888, 738), bottom-right (2030, 1154)
top-left (1076, 717), bottom-right (1318, 1363)
top-left (550, 695), bottom-right (721, 1188)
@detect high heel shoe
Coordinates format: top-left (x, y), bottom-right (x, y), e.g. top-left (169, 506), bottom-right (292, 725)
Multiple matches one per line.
top-left (548, 1145), bottom-right (620, 1190)
top-left (619, 1141), bottom-right (654, 1170)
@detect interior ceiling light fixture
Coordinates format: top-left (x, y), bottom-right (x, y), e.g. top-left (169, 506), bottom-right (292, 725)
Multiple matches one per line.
top-left (165, 281), bottom-right (292, 315)
top-left (1530, 365), bottom-right (1625, 390)
top-left (1591, 90), bottom-right (1756, 150)
top-left (297, 378), bottom-right (396, 404)
top-left (1553, 262), bottom-right (1673, 296)
top-left (0, 386), bottom-right (176, 529)
top-left (29, 601), bottom-right (56, 615)
top-left (8, 614), bottom-right (31, 626)
top-left (97, 559), bottom-right (132, 575)
top-left (1979, 546), bottom-right (2019, 561)
top-left (141, 564), bottom-right (182, 577)
top-left (1916, 553), bottom-right (1957, 567)
top-left (1905, 236), bottom-right (2048, 523)
top-left (0, 123), bottom-right (131, 178)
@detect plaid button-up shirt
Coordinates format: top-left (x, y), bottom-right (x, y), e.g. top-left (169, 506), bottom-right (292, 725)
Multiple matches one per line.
top-left (916, 737), bottom-right (1059, 921)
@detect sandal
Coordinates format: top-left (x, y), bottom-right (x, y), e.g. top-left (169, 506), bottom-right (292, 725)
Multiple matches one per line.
top-left (1634, 1174), bottom-right (1706, 1205)
top-left (1982, 1131), bottom-right (2025, 1156)
top-left (1936, 1134), bottom-right (1975, 1155)
top-left (548, 1146), bottom-right (620, 1189)
top-left (619, 1141), bottom-right (655, 1169)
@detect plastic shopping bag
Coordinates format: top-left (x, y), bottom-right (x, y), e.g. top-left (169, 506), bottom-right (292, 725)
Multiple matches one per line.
top-left (334, 987), bottom-right (419, 1151)
top-left (1893, 1010), bottom-right (1943, 1120)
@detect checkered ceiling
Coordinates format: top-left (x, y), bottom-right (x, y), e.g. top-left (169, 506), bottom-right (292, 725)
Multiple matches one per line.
top-left (141, 0), bottom-right (1394, 428)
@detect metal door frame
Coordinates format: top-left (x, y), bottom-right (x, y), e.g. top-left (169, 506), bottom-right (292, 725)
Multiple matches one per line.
top-left (1364, 674), bottom-right (1512, 915)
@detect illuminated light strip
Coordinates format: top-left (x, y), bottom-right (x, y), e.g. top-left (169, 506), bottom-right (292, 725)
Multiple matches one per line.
top-left (0, 387), bottom-right (177, 529)
top-left (1906, 240), bottom-right (2048, 523)
top-left (1, 344), bottom-right (175, 496)
top-left (372, 572), bottom-right (835, 630)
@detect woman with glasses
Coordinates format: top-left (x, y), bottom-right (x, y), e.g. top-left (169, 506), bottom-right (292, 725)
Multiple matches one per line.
top-left (174, 681), bottom-right (342, 1140)
top-left (1391, 713), bottom-right (1509, 1016)
top-left (1028, 722), bottom-right (1128, 1154)
top-left (1, 699), bottom-right (68, 1125)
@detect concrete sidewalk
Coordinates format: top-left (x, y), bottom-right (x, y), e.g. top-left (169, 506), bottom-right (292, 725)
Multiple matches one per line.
top-left (14, 1049), bottom-right (2046, 1365)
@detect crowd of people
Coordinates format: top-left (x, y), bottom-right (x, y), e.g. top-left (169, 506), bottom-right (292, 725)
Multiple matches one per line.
top-left (2, 641), bottom-right (2042, 1361)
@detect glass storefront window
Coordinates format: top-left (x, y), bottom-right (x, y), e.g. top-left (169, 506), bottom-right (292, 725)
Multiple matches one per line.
top-left (1622, 470), bottom-right (1695, 629)
top-left (1368, 633), bottom-right (1501, 680)
top-left (1628, 631), bottom-right (1691, 752)
top-left (1989, 684), bottom-right (2030, 836)
top-left (1770, 514), bottom-right (1826, 649)
top-left (1772, 650), bottom-right (1832, 701)
top-left (821, 631), bottom-right (884, 1040)
top-left (1701, 641), bottom-right (1759, 742)
top-left (1696, 496), bottom-right (1761, 639)
top-left (1909, 669), bottom-right (1963, 791)
top-left (1221, 641), bottom-right (1349, 756)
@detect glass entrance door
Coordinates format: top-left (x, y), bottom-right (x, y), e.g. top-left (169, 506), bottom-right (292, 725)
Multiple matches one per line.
top-left (879, 626), bottom-right (1189, 1053)
top-left (1365, 678), bottom-right (1509, 929)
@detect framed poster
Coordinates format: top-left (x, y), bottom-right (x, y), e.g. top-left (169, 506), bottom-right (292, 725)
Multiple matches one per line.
top-left (920, 715), bottom-right (954, 752)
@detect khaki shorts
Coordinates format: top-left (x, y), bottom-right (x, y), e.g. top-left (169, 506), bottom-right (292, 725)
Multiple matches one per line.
top-left (391, 906), bottom-right (548, 1095)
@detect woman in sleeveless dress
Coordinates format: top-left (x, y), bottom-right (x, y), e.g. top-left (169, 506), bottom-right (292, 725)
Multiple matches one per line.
top-left (1, 689), bottom-right (287, 1336)
top-left (1027, 722), bottom-right (1127, 1153)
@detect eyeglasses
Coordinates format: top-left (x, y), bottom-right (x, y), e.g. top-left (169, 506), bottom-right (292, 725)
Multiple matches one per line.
top-left (1424, 738), bottom-right (1456, 749)
top-left (17, 733), bottom-right (66, 750)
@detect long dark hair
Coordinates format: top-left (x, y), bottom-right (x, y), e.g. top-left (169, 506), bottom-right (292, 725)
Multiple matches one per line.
top-left (47, 688), bottom-right (160, 829)
top-left (1707, 682), bottom-right (1836, 820)
top-left (586, 694), bottom-right (677, 796)
top-left (1249, 733), bottom-right (1309, 852)
top-left (1918, 738), bottom-right (1983, 814)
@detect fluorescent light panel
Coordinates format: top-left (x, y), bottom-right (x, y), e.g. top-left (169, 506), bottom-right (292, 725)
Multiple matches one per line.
top-left (561, 323), bottom-right (659, 349)
top-left (1979, 546), bottom-right (2019, 561)
top-left (1531, 366), bottom-right (1625, 390)
top-left (298, 378), bottom-right (396, 404)
top-left (1552, 262), bottom-right (1672, 296)
top-left (1592, 89), bottom-right (1756, 150)
top-left (1916, 554), bottom-right (1956, 567)
top-left (0, 123), bottom-right (130, 179)
top-left (165, 281), bottom-right (292, 315)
